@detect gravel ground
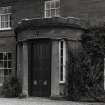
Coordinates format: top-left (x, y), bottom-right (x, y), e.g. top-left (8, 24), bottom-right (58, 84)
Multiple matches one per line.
top-left (0, 97), bottom-right (105, 105)
top-left (0, 98), bottom-right (104, 105)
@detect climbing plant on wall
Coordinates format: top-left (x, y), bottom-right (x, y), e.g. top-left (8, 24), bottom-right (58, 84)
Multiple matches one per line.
top-left (81, 27), bottom-right (105, 101)
top-left (67, 25), bottom-right (105, 101)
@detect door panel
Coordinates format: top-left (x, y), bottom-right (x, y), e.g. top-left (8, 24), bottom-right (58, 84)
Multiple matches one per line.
top-left (31, 39), bottom-right (51, 97)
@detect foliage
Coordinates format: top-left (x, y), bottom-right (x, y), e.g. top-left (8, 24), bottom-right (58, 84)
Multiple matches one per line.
top-left (67, 26), bottom-right (105, 101)
top-left (82, 27), bottom-right (105, 57)
top-left (1, 76), bottom-right (22, 98)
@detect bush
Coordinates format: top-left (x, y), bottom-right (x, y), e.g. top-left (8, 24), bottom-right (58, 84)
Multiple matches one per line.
top-left (1, 76), bottom-right (22, 97)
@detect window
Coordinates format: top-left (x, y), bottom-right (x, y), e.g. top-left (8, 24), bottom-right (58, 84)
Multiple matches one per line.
top-left (59, 40), bottom-right (66, 83)
top-left (44, 0), bottom-right (60, 18)
top-left (0, 52), bottom-right (12, 86)
top-left (0, 6), bottom-right (11, 30)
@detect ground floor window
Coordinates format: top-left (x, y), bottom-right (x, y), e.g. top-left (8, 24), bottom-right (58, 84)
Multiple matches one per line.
top-left (0, 52), bottom-right (12, 86)
top-left (59, 40), bottom-right (66, 83)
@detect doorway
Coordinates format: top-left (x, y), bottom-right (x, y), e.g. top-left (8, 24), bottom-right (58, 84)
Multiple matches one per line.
top-left (30, 39), bottom-right (51, 97)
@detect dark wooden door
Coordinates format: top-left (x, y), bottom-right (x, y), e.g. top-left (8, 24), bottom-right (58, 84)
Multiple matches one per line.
top-left (31, 39), bottom-right (51, 97)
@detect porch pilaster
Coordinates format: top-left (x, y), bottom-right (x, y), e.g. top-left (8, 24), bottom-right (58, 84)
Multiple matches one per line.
top-left (22, 42), bottom-right (28, 96)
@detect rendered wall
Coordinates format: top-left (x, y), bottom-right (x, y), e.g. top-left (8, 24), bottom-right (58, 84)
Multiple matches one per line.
top-left (51, 40), bottom-right (60, 96)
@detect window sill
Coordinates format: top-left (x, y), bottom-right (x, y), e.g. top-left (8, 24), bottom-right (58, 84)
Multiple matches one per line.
top-left (0, 27), bottom-right (12, 31)
top-left (44, 16), bottom-right (61, 19)
top-left (59, 81), bottom-right (66, 84)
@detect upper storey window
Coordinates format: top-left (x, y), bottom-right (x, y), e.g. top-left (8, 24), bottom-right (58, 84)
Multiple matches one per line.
top-left (0, 6), bottom-right (11, 30)
top-left (44, 0), bottom-right (60, 18)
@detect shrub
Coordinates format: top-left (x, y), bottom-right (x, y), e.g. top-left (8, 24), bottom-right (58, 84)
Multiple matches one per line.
top-left (1, 76), bottom-right (22, 97)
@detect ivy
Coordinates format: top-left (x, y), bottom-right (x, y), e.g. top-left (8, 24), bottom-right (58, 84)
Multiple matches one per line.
top-left (67, 26), bottom-right (105, 101)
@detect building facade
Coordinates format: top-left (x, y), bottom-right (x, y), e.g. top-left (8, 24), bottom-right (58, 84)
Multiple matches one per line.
top-left (0, 0), bottom-right (105, 98)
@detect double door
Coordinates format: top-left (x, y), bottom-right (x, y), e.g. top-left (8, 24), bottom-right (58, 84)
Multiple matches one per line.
top-left (30, 39), bottom-right (51, 97)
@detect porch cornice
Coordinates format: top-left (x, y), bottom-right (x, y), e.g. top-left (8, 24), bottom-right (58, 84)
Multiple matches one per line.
top-left (14, 17), bottom-right (86, 33)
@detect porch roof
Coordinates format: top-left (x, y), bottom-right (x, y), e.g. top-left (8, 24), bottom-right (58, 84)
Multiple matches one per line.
top-left (14, 17), bottom-right (87, 33)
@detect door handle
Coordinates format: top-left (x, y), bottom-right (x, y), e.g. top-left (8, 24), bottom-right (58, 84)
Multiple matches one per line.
top-left (43, 80), bottom-right (47, 85)
top-left (33, 80), bottom-right (37, 85)
top-left (39, 80), bottom-right (42, 83)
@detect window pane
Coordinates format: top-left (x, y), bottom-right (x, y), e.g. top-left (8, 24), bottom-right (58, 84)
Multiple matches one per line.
top-left (60, 66), bottom-right (63, 81)
top-left (8, 69), bottom-right (11, 75)
top-left (51, 9), bottom-right (56, 17)
top-left (45, 2), bottom-right (50, 10)
top-left (8, 61), bottom-right (12, 68)
top-left (55, 0), bottom-right (60, 8)
top-left (1, 15), bottom-right (5, 21)
top-left (4, 61), bottom-right (7, 68)
top-left (5, 15), bottom-right (8, 22)
top-left (0, 69), bottom-right (4, 84)
top-left (0, 61), bottom-right (3, 68)
top-left (56, 9), bottom-right (60, 16)
top-left (61, 41), bottom-right (63, 48)
top-left (4, 53), bottom-right (7, 60)
top-left (0, 53), bottom-right (3, 60)
top-left (4, 69), bottom-right (8, 76)
top-left (1, 22), bottom-right (4, 28)
top-left (51, 1), bottom-right (55, 8)
top-left (5, 22), bottom-right (8, 27)
top-left (8, 53), bottom-right (12, 60)
top-left (61, 57), bottom-right (63, 64)
top-left (61, 49), bottom-right (63, 56)
top-left (46, 10), bottom-right (50, 17)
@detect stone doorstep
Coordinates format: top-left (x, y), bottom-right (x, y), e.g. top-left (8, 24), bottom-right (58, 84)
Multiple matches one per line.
top-left (18, 95), bottom-right (65, 101)
top-left (49, 96), bottom-right (67, 101)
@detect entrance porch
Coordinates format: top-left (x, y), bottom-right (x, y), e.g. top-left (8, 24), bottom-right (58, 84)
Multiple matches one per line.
top-left (17, 38), bottom-right (65, 97)
top-left (15, 17), bottom-right (84, 98)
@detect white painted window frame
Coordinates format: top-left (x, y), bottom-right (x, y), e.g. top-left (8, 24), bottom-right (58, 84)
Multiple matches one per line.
top-left (59, 40), bottom-right (66, 83)
top-left (0, 52), bottom-right (12, 86)
top-left (0, 6), bottom-right (12, 30)
top-left (44, 0), bottom-right (60, 18)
